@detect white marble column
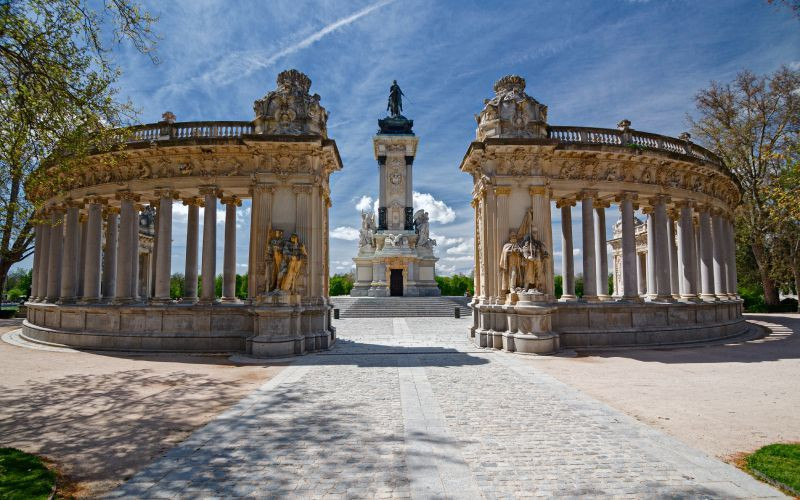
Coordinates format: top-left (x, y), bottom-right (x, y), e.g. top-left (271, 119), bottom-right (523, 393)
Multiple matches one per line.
top-left (495, 187), bottom-right (510, 297)
top-left (181, 198), bottom-right (200, 301)
top-left (725, 217), bottom-right (738, 297)
top-left (200, 186), bottom-right (218, 303)
top-left (221, 195), bottom-right (240, 302)
top-left (580, 190), bottom-right (598, 301)
top-left (637, 252), bottom-right (647, 296)
top-left (114, 193), bottom-right (136, 302)
top-left (130, 203), bottom-right (141, 300)
top-left (676, 200), bottom-right (698, 301)
top-left (697, 206), bottom-right (716, 301)
top-left (31, 221), bottom-right (46, 301)
top-left (618, 193), bottom-right (640, 301)
top-left (667, 212), bottom-right (680, 299)
top-left (46, 208), bottom-right (64, 302)
top-left (102, 207), bottom-right (118, 300)
top-left (77, 214), bottom-right (88, 298)
top-left (485, 188), bottom-right (498, 301)
top-left (594, 201), bottom-right (610, 299)
top-left (652, 196), bottom-right (672, 301)
top-left (529, 186), bottom-right (554, 296)
top-left (294, 185), bottom-right (312, 296)
top-left (153, 190), bottom-right (175, 302)
top-left (644, 209), bottom-right (656, 298)
top-left (59, 202), bottom-right (82, 303)
top-left (149, 201), bottom-right (159, 298)
top-left (557, 199), bottom-right (576, 300)
top-left (711, 210), bottom-right (728, 300)
top-left (81, 198), bottom-right (104, 302)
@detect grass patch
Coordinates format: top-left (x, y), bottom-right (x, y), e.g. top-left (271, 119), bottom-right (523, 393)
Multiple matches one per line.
top-left (746, 443), bottom-right (800, 494)
top-left (0, 447), bottom-right (56, 499)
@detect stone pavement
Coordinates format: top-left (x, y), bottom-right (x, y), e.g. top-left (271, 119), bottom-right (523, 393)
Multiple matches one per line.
top-left (111, 318), bottom-right (783, 499)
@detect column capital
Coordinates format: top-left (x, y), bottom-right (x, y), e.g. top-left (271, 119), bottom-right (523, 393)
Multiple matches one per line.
top-left (695, 202), bottom-right (713, 213)
top-left (614, 191), bottom-right (638, 203)
top-left (577, 189), bottom-right (598, 200)
top-left (673, 199), bottom-right (694, 209)
top-left (182, 197), bottom-right (204, 207)
top-left (667, 207), bottom-right (679, 220)
top-left (470, 198), bottom-right (479, 208)
top-left (220, 195), bottom-right (242, 207)
top-left (595, 199), bottom-right (611, 209)
top-left (154, 188), bottom-right (180, 199)
top-left (198, 185), bottom-right (219, 197)
top-left (648, 194), bottom-right (671, 206)
top-left (84, 195), bottom-right (108, 206)
top-left (116, 190), bottom-right (140, 202)
top-left (103, 206), bottom-right (120, 216)
top-left (250, 182), bottom-right (276, 195)
top-left (494, 186), bottom-right (512, 196)
top-left (133, 203), bottom-right (146, 212)
top-left (64, 198), bottom-right (84, 209)
top-left (79, 213), bottom-right (88, 223)
top-left (292, 184), bottom-right (313, 195)
top-left (641, 206), bottom-right (653, 215)
top-left (528, 185), bottom-right (549, 196)
top-left (555, 197), bottom-right (576, 208)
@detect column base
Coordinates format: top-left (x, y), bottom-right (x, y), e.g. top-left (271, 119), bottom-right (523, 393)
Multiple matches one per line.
top-left (196, 299), bottom-right (219, 305)
top-left (56, 297), bottom-right (77, 305)
top-left (580, 295), bottom-right (601, 303)
top-left (221, 297), bottom-right (241, 303)
top-left (78, 297), bottom-right (102, 304)
top-left (699, 293), bottom-right (718, 302)
top-left (648, 295), bottom-right (675, 303)
top-left (618, 295), bottom-right (644, 303)
top-left (558, 294), bottom-right (578, 302)
top-left (678, 294), bottom-right (701, 303)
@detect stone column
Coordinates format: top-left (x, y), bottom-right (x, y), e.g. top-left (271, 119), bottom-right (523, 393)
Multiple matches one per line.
top-left (471, 199), bottom-right (481, 297)
top-left (36, 219), bottom-right (52, 301)
top-left (153, 190), bottom-right (175, 302)
top-left (725, 217), bottom-right (738, 297)
top-left (77, 213), bottom-right (88, 298)
top-left (182, 198), bottom-right (201, 301)
top-left (200, 186), bottom-right (218, 303)
top-left (59, 201), bottom-right (82, 303)
top-left (652, 196), bottom-right (673, 301)
top-left (294, 185), bottom-right (312, 296)
top-left (248, 184), bottom-right (274, 299)
top-left (485, 188), bottom-right (497, 301)
top-left (618, 193), bottom-right (640, 301)
top-left (221, 195), bottom-right (241, 301)
top-left (149, 201), bottom-right (159, 298)
top-left (31, 220), bottom-right (45, 301)
top-left (529, 186), bottom-right (554, 296)
top-left (594, 200), bottom-right (610, 299)
top-left (102, 207), bottom-right (118, 300)
top-left (667, 211), bottom-right (680, 299)
top-left (644, 208), bottom-right (656, 298)
top-left (580, 190), bottom-right (598, 301)
top-left (81, 198), bottom-right (104, 302)
top-left (495, 187), bottom-right (510, 297)
top-left (697, 206), bottom-right (716, 301)
top-left (114, 192), bottom-right (136, 303)
top-left (711, 210), bottom-right (728, 300)
top-left (130, 203), bottom-right (141, 300)
top-left (557, 199), bottom-right (576, 300)
top-left (637, 252), bottom-right (647, 296)
top-left (675, 200), bottom-right (698, 301)
top-left (46, 208), bottom-right (64, 302)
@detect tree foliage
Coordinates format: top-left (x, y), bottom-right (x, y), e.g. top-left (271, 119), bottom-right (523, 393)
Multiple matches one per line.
top-left (0, 0), bottom-right (157, 289)
top-left (435, 274), bottom-right (474, 296)
top-left (329, 273), bottom-right (354, 296)
top-left (689, 66), bottom-right (800, 305)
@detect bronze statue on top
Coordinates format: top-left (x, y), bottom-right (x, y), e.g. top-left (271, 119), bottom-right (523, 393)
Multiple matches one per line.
top-left (379, 80), bottom-right (414, 135)
top-left (387, 80), bottom-right (404, 117)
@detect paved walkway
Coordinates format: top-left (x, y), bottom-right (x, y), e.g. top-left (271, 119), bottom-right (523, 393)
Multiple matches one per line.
top-left (112, 318), bottom-right (783, 499)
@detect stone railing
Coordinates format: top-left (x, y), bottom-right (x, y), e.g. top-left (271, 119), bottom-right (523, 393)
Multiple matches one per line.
top-left (123, 121), bottom-right (255, 143)
top-left (547, 125), bottom-right (722, 165)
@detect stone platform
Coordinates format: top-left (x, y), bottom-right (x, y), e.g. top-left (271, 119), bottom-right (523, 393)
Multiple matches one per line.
top-left (330, 296), bottom-right (469, 318)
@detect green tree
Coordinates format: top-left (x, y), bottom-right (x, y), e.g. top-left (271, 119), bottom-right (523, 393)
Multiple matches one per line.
top-left (0, 0), bottom-right (157, 291)
top-left (236, 273), bottom-right (248, 299)
top-left (434, 274), bottom-right (474, 296)
top-left (689, 66), bottom-right (800, 306)
top-left (554, 274), bottom-right (563, 298)
top-left (329, 273), bottom-right (354, 296)
top-left (169, 273), bottom-right (184, 299)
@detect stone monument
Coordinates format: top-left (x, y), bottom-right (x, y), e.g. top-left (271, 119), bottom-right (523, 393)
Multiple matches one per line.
top-left (351, 81), bottom-right (440, 297)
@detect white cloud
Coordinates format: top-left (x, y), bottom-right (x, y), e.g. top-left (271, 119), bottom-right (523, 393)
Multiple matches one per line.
top-left (355, 195), bottom-right (373, 212)
top-left (431, 234), bottom-right (465, 247)
top-left (330, 226), bottom-right (359, 240)
top-left (573, 248), bottom-right (582, 255)
top-left (446, 239), bottom-right (473, 255)
top-left (441, 255), bottom-right (474, 262)
top-left (413, 192), bottom-right (456, 224)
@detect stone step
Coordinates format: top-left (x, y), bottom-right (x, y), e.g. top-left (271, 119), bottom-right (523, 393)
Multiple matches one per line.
top-left (330, 296), bottom-right (471, 318)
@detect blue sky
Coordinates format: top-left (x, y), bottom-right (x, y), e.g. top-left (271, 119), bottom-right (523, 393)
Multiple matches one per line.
top-left (14, 0), bottom-right (800, 278)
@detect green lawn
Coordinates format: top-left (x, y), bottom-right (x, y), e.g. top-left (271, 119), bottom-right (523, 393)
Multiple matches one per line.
top-left (0, 448), bottom-right (56, 500)
top-left (747, 443), bottom-right (800, 493)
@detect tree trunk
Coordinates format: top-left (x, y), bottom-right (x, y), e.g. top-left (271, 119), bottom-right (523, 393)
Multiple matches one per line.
top-left (751, 241), bottom-right (780, 305)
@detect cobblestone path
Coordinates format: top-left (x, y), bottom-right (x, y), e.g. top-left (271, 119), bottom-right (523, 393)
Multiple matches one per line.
top-left (111, 318), bottom-right (783, 499)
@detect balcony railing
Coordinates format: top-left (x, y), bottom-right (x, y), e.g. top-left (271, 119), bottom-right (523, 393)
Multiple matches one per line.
top-left (122, 121), bottom-right (255, 143)
top-left (547, 125), bottom-right (722, 165)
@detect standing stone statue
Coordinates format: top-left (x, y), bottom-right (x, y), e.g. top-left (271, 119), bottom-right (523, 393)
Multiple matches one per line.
top-left (267, 229), bottom-right (285, 292)
top-left (414, 209), bottom-right (436, 249)
top-left (522, 227), bottom-right (549, 291)
top-left (387, 80), bottom-right (404, 117)
top-left (280, 234), bottom-right (307, 293)
top-left (359, 211), bottom-right (376, 249)
top-left (499, 231), bottom-right (523, 292)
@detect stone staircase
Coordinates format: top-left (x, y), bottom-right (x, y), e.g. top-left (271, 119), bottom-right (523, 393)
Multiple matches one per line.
top-left (330, 296), bottom-right (471, 318)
